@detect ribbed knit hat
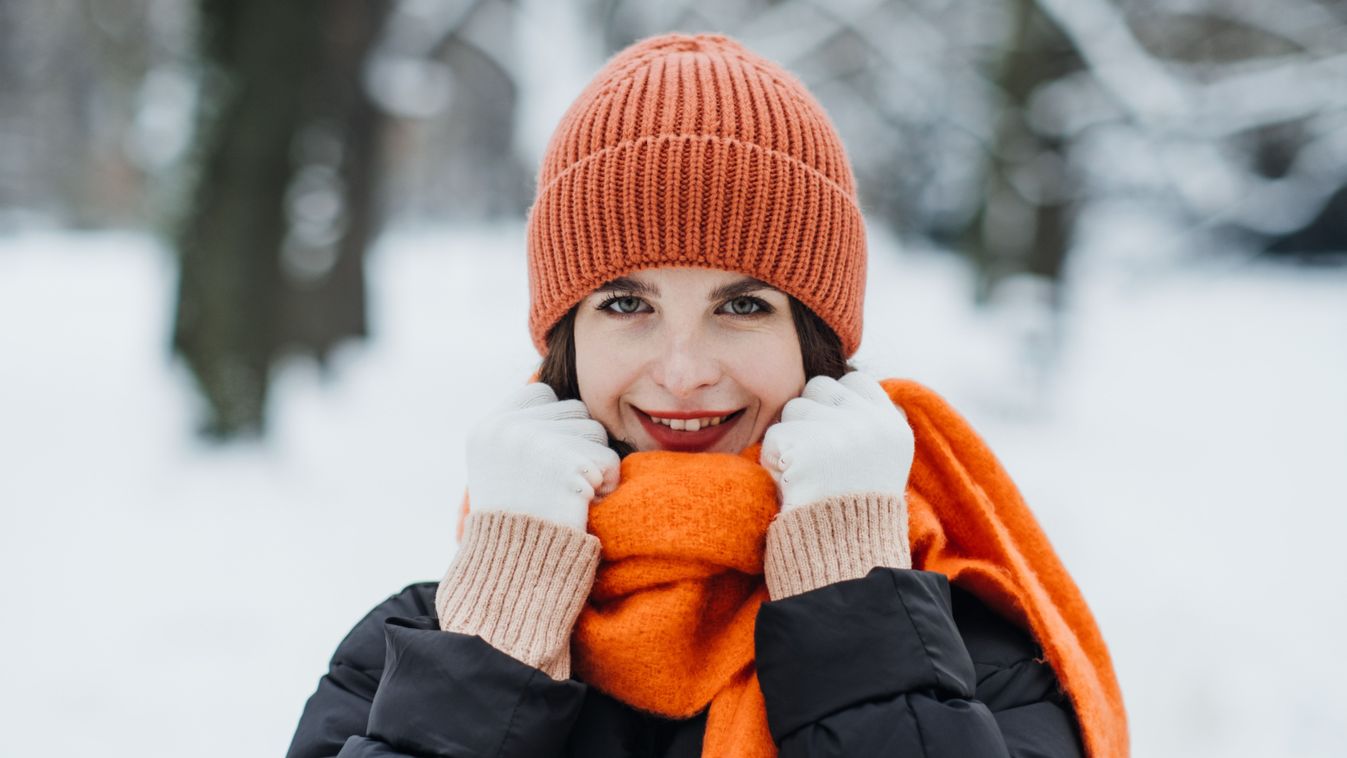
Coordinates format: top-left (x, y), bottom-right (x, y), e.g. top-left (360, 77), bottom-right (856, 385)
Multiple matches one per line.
top-left (526, 32), bottom-right (867, 357)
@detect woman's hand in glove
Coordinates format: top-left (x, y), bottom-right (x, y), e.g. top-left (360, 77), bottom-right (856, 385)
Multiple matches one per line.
top-left (759, 371), bottom-right (915, 511)
top-left (466, 382), bottom-right (621, 532)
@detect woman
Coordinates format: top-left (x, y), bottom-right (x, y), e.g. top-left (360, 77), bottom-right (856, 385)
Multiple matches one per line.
top-left (287, 32), bottom-right (1126, 758)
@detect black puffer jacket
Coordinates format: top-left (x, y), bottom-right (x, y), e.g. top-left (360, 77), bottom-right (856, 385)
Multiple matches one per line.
top-left (287, 567), bottom-right (1084, 757)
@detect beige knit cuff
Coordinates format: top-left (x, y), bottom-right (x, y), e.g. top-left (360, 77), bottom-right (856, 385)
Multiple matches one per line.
top-left (434, 510), bottom-right (601, 681)
top-left (764, 491), bottom-right (912, 601)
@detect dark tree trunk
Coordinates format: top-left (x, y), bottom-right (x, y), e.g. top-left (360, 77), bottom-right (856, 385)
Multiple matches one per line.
top-left (961, 0), bottom-right (1082, 304)
top-left (172, 0), bottom-right (392, 438)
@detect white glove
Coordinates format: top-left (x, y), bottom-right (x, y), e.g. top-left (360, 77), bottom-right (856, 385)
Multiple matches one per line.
top-left (759, 371), bottom-right (915, 511)
top-left (466, 383), bottom-right (622, 532)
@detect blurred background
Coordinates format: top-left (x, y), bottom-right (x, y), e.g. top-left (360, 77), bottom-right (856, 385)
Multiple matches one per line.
top-left (1, 0), bottom-right (1344, 755)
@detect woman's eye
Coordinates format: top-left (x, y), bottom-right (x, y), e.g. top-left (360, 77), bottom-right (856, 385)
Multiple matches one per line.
top-left (722, 296), bottom-right (767, 316)
top-left (601, 296), bottom-right (648, 315)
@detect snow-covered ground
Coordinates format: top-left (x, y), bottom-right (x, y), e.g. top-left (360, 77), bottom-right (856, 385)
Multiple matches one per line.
top-left (1, 223), bottom-right (1344, 756)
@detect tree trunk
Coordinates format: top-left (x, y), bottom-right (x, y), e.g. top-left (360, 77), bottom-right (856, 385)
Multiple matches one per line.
top-left (962, 0), bottom-right (1082, 304)
top-left (172, 0), bottom-right (392, 438)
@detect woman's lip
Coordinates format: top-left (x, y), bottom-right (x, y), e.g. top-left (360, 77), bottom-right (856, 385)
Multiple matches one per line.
top-left (638, 408), bottom-right (742, 420)
top-left (634, 408), bottom-right (745, 452)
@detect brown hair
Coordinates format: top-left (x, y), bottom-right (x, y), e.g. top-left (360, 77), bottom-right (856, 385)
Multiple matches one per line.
top-left (537, 296), bottom-right (856, 458)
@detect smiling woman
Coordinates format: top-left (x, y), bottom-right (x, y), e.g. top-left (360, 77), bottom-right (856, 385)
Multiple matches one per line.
top-left (287, 31), bottom-right (1126, 758)
top-left (538, 267), bottom-right (853, 457)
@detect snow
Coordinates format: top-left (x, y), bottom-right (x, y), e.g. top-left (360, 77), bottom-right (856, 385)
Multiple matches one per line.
top-left (1, 223), bottom-right (1344, 755)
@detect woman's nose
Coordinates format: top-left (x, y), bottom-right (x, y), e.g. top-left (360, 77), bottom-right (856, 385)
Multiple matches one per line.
top-left (649, 331), bottom-right (722, 398)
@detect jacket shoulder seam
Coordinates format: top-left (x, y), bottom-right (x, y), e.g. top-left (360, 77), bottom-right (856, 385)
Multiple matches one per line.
top-left (888, 570), bottom-right (947, 692)
top-left (331, 582), bottom-right (439, 673)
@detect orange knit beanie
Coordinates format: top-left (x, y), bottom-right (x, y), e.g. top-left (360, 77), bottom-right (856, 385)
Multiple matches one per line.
top-left (526, 32), bottom-right (867, 357)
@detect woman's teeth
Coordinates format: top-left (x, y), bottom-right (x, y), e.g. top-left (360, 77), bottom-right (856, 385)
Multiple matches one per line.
top-left (649, 414), bottom-right (729, 432)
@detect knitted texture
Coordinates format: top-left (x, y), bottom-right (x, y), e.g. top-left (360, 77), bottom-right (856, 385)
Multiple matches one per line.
top-left (574, 442), bottom-right (780, 756)
top-left (435, 509), bottom-right (601, 680)
top-left (526, 32), bottom-right (867, 357)
top-left (764, 491), bottom-right (911, 600)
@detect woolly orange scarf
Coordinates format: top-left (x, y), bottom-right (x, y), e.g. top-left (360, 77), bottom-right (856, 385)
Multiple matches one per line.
top-left (456, 378), bottom-right (1127, 757)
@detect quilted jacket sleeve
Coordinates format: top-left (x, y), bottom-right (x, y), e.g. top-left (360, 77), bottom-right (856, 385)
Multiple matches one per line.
top-left (755, 567), bottom-right (1084, 757)
top-left (756, 493), bottom-right (1084, 756)
top-left (285, 583), bottom-right (590, 758)
top-left (286, 511), bottom-right (600, 758)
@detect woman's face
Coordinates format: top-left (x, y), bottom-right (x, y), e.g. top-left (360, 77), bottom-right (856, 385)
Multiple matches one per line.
top-left (573, 266), bottom-right (805, 454)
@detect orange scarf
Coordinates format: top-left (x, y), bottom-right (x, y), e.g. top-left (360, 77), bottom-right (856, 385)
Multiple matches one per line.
top-left (456, 378), bottom-right (1128, 757)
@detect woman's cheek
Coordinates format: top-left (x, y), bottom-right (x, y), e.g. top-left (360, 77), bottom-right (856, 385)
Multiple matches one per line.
top-left (581, 341), bottom-right (638, 417)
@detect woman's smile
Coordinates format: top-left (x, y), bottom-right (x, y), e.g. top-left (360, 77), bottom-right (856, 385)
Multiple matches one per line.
top-left (631, 405), bottom-right (749, 453)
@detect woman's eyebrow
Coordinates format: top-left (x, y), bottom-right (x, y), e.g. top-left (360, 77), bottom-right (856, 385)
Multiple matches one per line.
top-left (707, 277), bottom-right (780, 302)
top-left (592, 275), bottom-right (780, 301)
top-left (593, 276), bottom-right (658, 297)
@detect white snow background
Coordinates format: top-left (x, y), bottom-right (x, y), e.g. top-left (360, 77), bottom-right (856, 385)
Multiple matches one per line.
top-left (1, 219), bottom-right (1345, 756)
